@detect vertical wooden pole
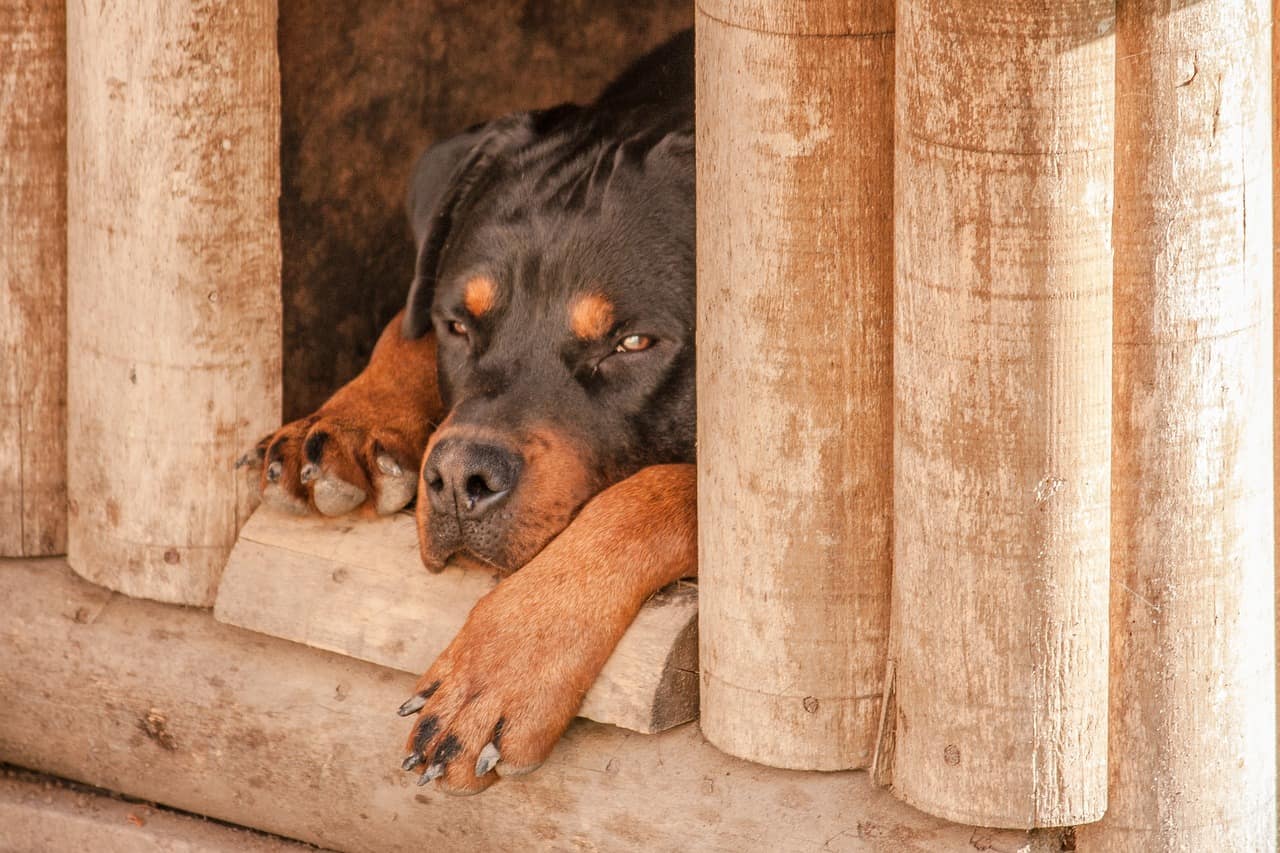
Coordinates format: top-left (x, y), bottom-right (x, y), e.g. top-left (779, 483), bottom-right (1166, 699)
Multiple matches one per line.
top-left (1079, 2), bottom-right (1276, 848)
top-left (888, 0), bottom-right (1113, 828)
top-left (67, 2), bottom-right (282, 606)
top-left (696, 0), bottom-right (895, 769)
top-left (0, 0), bottom-right (67, 557)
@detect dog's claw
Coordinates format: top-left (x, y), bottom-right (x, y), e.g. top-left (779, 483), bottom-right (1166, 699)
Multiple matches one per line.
top-left (266, 461), bottom-right (282, 483)
top-left (299, 463), bottom-right (320, 484)
top-left (475, 742), bottom-right (501, 777)
top-left (398, 693), bottom-right (427, 717)
top-left (402, 752), bottom-right (424, 771)
top-left (235, 448), bottom-right (264, 470)
top-left (418, 763), bottom-right (444, 786)
top-left (376, 454), bottom-right (403, 477)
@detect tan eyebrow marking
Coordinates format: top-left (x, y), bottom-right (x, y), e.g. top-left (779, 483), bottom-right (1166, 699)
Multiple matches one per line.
top-left (463, 276), bottom-right (498, 317)
top-left (569, 293), bottom-right (615, 340)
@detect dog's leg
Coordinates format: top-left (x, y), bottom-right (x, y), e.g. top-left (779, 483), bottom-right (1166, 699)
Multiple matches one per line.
top-left (240, 311), bottom-right (444, 516)
top-left (398, 463), bottom-right (697, 795)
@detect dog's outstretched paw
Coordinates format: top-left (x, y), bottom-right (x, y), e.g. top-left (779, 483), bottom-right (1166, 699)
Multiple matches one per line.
top-left (397, 574), bottom-right (602, 795)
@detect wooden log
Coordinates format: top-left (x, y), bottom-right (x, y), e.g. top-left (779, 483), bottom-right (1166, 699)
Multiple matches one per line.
top-left (886, 0), bottom-right (1114, 828)
top-left (213, 507), bottom-right (699, 734)
top-left (0, 558), bottom-right (1072, 853)
top-left (695, 1), bottom-right (895, 771)
top-left (0, 0), bottom-right (67, 557)
top-left (1076, 2), bottom-right (1276, 849)
top-left (0, 767), bottom-right (328, 853)
top-left (65, 0), bottom-right (282, 605)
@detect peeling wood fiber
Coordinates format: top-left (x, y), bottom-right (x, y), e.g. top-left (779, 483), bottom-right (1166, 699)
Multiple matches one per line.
top-left (0, 0), bottom-right (67, 557)
top-left (66, 0), bottom-right (282, 605)
top-left (696, 0), bottom-right (895, 770)
top-left (888, 0), bottom-right (1114, 828)
top-left (1077, 2), bottom-right (1276, 848)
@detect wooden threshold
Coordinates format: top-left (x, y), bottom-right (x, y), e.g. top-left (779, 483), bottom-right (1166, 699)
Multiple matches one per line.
top-left (0, 559), bottom-right (1069, 853)
top-left (214, 507), bottom-right (699, 734)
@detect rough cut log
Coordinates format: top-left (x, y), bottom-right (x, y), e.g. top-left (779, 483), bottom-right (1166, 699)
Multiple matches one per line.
top-left (65, 0), bottom-right (282, 605)
top-left (0, 767), bottom-right (328, 853)
top-left (695, 0), bottom-right (895, 771)
top-left (0, 558), bottom-right (1071, 853)
top-left (887, 0), bottom-right (1114, 828)
top-left (214, 507), bottom-right (699, 735)
top-left (1076, 2), bottom-right (1276, 849)
top-left (0, 0), bottom-right (67, 557)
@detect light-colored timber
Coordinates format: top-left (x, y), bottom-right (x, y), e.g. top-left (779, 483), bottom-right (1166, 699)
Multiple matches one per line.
top-left (1077, 2), bottom-right (1277, 849)
top-left (65, 0), bottom-right (282, 605)
top-left (0, 0), bottom-right (66, 557)
top-left (0, 767), bottom-right (329, 853)
top-left (0, 558), bottom-right (1071, 853)
top-left (695, 0), bottom-right (895, 771)
top-left (887, 0), bottom-right (1114, 828)
top-left (213, 507), bottom-right (699, 734)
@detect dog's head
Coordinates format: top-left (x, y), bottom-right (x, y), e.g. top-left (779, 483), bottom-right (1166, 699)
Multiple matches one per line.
top-left (402, 107), bottom-right (694, 573)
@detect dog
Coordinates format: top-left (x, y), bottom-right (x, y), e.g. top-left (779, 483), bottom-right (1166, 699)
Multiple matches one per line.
top-left (243, 29), bottom-right (697, 795)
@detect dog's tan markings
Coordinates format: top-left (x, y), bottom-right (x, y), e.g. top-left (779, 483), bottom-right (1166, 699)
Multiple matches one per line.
top-left (569, 293), bottom-right (615, 340)
top-left (463, 276), bottom-right (498, 317)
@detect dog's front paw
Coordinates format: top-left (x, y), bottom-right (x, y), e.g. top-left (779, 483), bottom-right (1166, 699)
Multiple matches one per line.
top-left (238, 411), bottom-right (423, 517)
top-left (396, 576), bottom-right (604, 795)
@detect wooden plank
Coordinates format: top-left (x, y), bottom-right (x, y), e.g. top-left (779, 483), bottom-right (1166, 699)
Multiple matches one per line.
top-left (888, 0), bottom-right (1113, 828)
top-left (695, 3), bottom-right (894, 771)
top-left (213, 507), bottom-right (699, 734)
top-left (0, 767), bottom-right (329, 853)
top-left (0, 558), bottom-right (1070, 853)
top-left (65, 0), bottom-right (282, 605)
top-left (0, 0), bottom-right (67, 557)
top-left (1077, 2), bottom-right (1276, 849)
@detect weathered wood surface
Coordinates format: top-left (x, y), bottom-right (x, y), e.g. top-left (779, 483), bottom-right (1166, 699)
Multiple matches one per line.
top-left (214, 507), bottom-right (699, 734)
top-left (888, 0), bottom-right (1114, 828)
top-left (1077, 2), bottom-right (1276, 849)
top-left (66, 0), bottom-right (282, 605)
top-left (695, 1), bottom-right (894, 771)
top-left (0, 767), bottom-right (329, 853)
top-left (0, 559), bottom-right (1071, 853)
top-left (0, 0), bottom-right (67, 557)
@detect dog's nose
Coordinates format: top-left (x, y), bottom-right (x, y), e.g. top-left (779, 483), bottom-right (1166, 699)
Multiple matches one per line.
top-left (422, 438), bottom-right (521, 520)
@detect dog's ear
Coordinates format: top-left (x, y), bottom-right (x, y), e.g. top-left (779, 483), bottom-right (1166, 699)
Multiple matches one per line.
top-left (402, 112), bottom-right (552, 340)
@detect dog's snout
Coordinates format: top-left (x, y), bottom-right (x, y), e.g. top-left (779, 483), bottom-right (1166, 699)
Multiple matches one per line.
top-left (423, 438), bottom-right (522, 520)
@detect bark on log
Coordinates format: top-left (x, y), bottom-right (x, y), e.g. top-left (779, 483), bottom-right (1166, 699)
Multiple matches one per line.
top-left (66, 0), bottom-right (282, 605)
top-left (695, 0), bottom-right (895, 771)
top-left (1076, 2), bottom-right (1276, 848)
top-left (0, 0), bottom-right (67, 557)
top-left (0, 558), bottom-right (1071, 853)
top-left (887, 0), bottom-right (1114, 827)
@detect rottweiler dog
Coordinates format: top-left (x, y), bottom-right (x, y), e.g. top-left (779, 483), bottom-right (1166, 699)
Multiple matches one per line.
top-left (244, 30), bottom-right (697, 795)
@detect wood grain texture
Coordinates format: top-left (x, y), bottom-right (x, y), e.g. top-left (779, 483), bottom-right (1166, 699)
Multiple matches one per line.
top-left (213, 508), bottom-right (699, 734)
top-left (888, 0), bottom-right (1114, 828)
top-left (1076, 2), bottom-right (1276, 849)
top-left (695, 3), bottom-right (894, 770)
top-left (0, 558), bottom-right (1071, 853)
top-left (66, 0), bottom-right (282, 605)
top-left (0, 0), bottom-right (67, 557)
top-left (0, 768), bottom-right (329, 853)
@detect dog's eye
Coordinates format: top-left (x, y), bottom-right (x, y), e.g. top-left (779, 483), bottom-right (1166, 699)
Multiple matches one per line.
top-left (615, 334), bottom-right (652, 353)
top-left (448, 320), bottom-right (468, 337)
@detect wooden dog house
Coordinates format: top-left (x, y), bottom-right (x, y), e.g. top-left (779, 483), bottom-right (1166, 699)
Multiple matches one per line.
top-left (1, 0), bottom-right (1276, 849)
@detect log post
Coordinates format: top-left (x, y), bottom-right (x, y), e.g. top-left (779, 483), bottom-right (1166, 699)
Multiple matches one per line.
top-left (1077, 2), bottom-right (1276, 848)
top-left (66, 2), bottom-right (282, 605)
top-left (887, 0), bottom-right (1113, 827)
top-left (0, 0), bottom-right (67, 557)
top-left (696, 0), bottom-right (895, 769)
